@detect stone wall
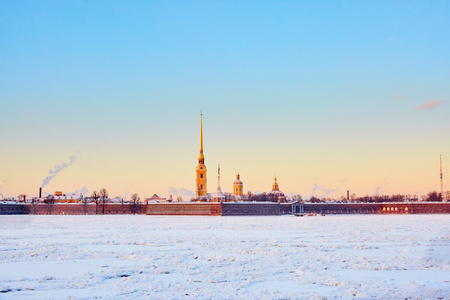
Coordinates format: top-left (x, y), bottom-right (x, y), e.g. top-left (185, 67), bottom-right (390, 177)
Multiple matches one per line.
top-left (305, 202), bottom-right (450, 214)
top-left (221, 203), bottom-right (284, 216)
top-left (18, 203), bottom-right (147, 215)
top-left (383, 202), bottom-right (450, 214)
top-left (280, 203), bottom-right (293, 215)
top-left (1, 202), bottom-right (449, 216)
top-left (305, 203), bottom-right (384, 214)
top-left (0, 204), bottom-right (26, 215)
top-left (147, 203), bottom-right (221, 216)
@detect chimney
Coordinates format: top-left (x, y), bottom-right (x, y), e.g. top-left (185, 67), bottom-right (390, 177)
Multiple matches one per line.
top-left (39, 187), bottom-right (42, 198)
top-left (347, 190), bottom-right (349, 201)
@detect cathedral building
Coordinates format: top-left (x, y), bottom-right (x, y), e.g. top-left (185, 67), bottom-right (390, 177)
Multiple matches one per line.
top-left (196, 112), bottom-right (207, 199)
top-left (268, 176), bottom-right (286, 203)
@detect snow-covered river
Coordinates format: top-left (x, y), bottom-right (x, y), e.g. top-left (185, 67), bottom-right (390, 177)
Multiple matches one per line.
top-left (0, 215), bottom-right (448, 299)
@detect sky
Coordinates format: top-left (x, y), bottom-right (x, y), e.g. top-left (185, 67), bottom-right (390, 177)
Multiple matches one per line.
top-left (1, 0), bottom-right (449, 200)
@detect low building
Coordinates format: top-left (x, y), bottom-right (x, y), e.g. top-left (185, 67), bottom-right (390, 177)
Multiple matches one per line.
top-left (146, 194), bottom-right (168, 203)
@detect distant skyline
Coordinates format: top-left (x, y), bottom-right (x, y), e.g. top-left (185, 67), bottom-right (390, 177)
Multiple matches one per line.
top-left (1, 1), bottom-right (449, 200)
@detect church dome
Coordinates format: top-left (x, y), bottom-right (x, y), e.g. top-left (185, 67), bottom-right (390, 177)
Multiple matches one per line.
top-left (268, 176), bottom-right (286, 200)
top-left (233, 173), bottom-right (243, 185)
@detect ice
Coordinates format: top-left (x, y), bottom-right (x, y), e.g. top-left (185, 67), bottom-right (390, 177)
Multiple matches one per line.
top-left (0, 215), bottom-right (449, 299)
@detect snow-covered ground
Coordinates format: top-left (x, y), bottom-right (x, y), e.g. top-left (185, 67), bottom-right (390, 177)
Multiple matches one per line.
top-left (0, 215), bottom-right (449, 299)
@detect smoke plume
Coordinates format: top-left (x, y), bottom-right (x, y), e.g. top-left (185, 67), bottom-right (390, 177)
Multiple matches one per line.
top-left (72, 186), bottom-right (88, 196)
top-left (372, 186), bottom-right (381, 196)
top-left (41, 155), bottom-right (77, 188)
top-left (308, 183), bottom-right (337, 199)
top-left (168, 187), bottom-right (195, 200)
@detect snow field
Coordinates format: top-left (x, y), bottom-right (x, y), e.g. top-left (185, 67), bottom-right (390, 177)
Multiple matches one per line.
top-left (0, 214), bottom-right (449, 299)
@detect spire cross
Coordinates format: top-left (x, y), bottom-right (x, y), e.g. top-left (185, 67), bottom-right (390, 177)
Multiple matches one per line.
top-left (200, 111), bottom-right (203, 155)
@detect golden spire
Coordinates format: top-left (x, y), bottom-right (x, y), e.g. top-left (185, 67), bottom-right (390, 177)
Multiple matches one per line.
top-left (200, 111), bottom-right (203, 155)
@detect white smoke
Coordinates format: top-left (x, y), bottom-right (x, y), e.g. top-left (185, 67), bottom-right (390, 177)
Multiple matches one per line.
top-left (72, 186), bottom-right (88, 196)
top-left (122, 191), bottom-right (130, 201)
top-left (168, 187), bottom-right (195, 201)
top-left (41, 155), bottom-right (77, 188)
top-left (308, 183), bottom-right (337, 199)
top-left (372, 186), bottom-right (381, 196)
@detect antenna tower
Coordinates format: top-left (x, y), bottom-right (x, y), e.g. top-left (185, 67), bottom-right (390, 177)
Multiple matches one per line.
top-left (440, 154), bottom-right (444, 201)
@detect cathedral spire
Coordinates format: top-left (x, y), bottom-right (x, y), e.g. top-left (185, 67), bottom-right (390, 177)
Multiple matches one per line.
top-left (200, 111), bottom-right (203, 155)
top-left (196, 111), bottom-right (207, 199)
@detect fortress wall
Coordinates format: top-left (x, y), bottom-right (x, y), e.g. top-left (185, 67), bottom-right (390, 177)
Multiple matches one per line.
top-left (0, 204), bottom-right (26, 215)
top-left (2, 202), bottom-right (449, 215)
top-left (411, 202), bottom-right (450, 214)
top-left (19, 203), bottom-right (147, 215)
top-left (305, 203), bottom-right (384, 214)
top-left (221, 203), bottom-right (282, 216)
top-left (305, 203), bottom-right (450, 214)
top-left (146, 203), bottom-right (222, 216)
top-left (382, 203), bottom-right (413, 214)
top-left (279, 203), bottom-right (293, 215)
top-left (383, 202), bottom-right (450, 214)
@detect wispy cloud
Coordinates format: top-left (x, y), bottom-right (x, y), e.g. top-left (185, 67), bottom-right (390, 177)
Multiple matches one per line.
top-left (415, 99), bottom-right (447, 110)
top-left (386, 35), bottom-right (397, 43)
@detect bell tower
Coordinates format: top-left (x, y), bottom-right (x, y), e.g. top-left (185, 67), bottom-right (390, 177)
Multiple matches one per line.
top-left (233, 173), bottom-right (243, 196)
top-left (196, 112), bottom-right (207, 199)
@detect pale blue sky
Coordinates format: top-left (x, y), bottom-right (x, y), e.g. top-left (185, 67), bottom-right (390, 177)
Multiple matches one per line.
top-left (1, 1), bottom-right (449, 199)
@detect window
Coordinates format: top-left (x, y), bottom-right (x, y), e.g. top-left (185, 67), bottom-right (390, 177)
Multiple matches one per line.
top-left (200, 174), bottom-right (203, 178)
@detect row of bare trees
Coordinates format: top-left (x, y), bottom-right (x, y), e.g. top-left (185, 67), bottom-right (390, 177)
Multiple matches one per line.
top-left (241, 191), bottom-right (445, 203)
top-left (304, 191), bottom-right (444, 203)
top-left (89, 189), bottom-right (142, 214)
top-left (90, 188), bottom-right (109, 214)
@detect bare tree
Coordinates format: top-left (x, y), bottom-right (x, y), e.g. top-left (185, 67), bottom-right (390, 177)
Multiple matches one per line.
top-left (309, 196), bottom-right (321, 203)
top-left (44, 195), bottom-right (55, 214)
top-left (81, 193), bottom-right (88, 214)
top-left (291, 194), bottom-right (303, 202)
top-left (426, 191), bottom-right (442, 202)
top-left (99, 188), bottom-right (108, 214)
top-left (91, 191), bottom-right (100, 214)
top-left (18, 194), bottom-right (26, 203)
top-left (176, 196), bottom-right (183, 202)
top-left (130, 193), bottom-right (141, 215)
